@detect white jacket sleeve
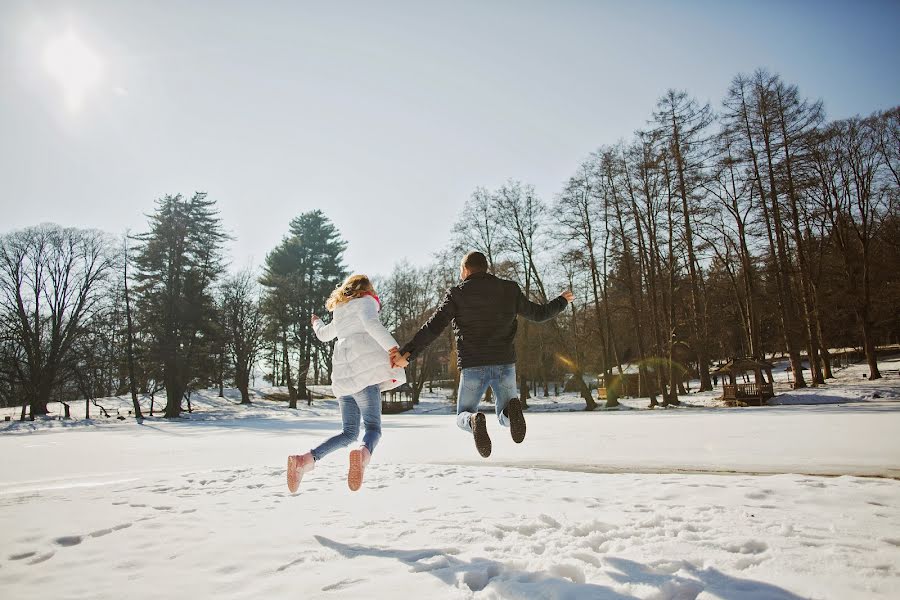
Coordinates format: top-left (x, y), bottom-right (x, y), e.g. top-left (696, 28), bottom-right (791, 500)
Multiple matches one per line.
top-left (360, 297), bottom-right (399, 351)
top-left (313, 317), bottom-right (337, 342)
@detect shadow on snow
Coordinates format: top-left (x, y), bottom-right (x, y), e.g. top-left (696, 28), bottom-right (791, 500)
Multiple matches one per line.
top-left (312, 536), bottom-right (809, 599)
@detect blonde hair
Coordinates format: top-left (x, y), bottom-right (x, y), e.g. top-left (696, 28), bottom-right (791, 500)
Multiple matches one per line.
top-left (325, 274), bottom-right (374, 311)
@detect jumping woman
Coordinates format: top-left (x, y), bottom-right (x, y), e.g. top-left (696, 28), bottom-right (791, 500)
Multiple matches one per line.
top-left (286, 274), bottom-right (405, 492)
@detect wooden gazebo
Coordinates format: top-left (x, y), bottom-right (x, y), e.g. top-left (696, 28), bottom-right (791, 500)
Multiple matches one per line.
top-left (381, 383), bottom-right (414, 414)
top-left (713, 358), bottom-right (775, 406)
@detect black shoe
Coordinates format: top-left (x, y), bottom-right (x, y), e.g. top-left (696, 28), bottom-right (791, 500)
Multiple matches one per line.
top-left (506, 397), bottom-right (526, 443)
top-left (470, 412), bottom-right (492, 458)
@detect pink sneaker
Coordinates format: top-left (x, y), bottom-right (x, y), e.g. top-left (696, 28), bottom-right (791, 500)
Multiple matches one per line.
top-left (347, 446), bottom-right (371, 492)
top-left (287, 452), bottom-right (314, 493)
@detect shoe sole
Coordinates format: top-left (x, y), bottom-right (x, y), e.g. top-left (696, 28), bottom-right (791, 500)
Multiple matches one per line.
top-left (348, 449), bottom-right (364, 491)
top-left (472, 412), bottom-right (492, 458)
top-left (507, 398), bottom-right (526, 443)
top-left (287, 455), bottom-right (300, 493)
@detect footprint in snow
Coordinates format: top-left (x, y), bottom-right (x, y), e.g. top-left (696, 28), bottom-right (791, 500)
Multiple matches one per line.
top-left (321, 578), bottom-right (365, 592)
top-left (27, 552), bottom-right (55, 565)
top-left (55, 536), bottom-right (83, 547)
top-left (86, 528), bottom-right (117, 540)
top-left (745, 488), bottom-right (774, 500)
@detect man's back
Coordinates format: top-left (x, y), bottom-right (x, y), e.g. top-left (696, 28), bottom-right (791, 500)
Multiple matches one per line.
top-left (451, 272), bottom-right (522, 369)
top-left (398, 271), bottom-right (568, 370)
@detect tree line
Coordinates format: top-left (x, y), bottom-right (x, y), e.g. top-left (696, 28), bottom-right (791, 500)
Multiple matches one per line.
top-left (1, 68), bottom-right (897, 418)
top-left (0, 196), bottom-right (348, 419)
top-left (383, 69), bottom-right (898, 408)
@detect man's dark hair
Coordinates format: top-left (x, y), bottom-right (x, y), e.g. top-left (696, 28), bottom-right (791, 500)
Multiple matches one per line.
top-left (462, 251), bottom-right (489, 273)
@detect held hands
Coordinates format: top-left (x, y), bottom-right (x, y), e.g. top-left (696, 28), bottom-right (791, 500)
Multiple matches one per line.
top-left (389, 346), bottom-right (410, 369)
top-left (561, 290), bottom-right (575, 303)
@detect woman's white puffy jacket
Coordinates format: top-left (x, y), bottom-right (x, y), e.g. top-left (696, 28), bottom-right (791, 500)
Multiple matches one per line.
top-left (313, 295), bottom-right (406, 398)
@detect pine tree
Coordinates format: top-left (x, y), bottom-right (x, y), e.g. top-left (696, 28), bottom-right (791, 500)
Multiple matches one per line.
top-left (132, 193), bottom-right (228, 418)
top-left (260, 210), bottom-right (347, 408)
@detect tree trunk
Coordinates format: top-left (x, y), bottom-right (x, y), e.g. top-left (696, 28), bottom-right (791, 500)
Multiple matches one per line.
top-left (736, 81), bottom-right (806, 387)
top-left (859, 308), bottom-right (882, 380)
top-left (572, 365), bottom-right (596, 410)
top-left (612, 161), bottom-right (658, 406)
top-left (662, 156), bottom-right (680, 405)
top-left (296, 352), bottom-right (309, 403)
top-left (282, 331), bottom-right (297, 408)
top-left (123, 237), bottom-right (143, 421)
top-left (777, 100), bottom-right (824, 385)
top-left (164, 378), bottom-right (184, 418)
top-left (671, 120), bottom-right (713, 392)
top-left (237, 366), bottom-right (251, 404)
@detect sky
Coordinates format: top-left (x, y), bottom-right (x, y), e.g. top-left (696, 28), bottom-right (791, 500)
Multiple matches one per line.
top-left (1, 0), bottom-right (898, 277)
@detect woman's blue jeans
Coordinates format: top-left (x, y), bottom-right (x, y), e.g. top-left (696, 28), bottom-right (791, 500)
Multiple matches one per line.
top-left (311, 384), bottom-right (382, 461)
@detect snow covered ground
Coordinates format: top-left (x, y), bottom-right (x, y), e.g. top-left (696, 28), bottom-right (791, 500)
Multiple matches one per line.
top-left (2, 358), bottom-right (899, 599)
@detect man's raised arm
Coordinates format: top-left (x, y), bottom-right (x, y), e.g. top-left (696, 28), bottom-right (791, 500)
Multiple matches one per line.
top-left (516, 288), bottom-right (573, 323)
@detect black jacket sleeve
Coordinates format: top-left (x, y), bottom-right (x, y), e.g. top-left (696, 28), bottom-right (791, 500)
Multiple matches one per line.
top-left (399, 289), bottom-right (456, 360)
top-left (516, 287), bottom-right (568, 323)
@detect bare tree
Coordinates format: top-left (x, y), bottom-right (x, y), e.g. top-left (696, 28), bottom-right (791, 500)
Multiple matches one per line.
top-left (810, 116), bottom-right (893, 379)
top-left (723, 72), bottom-right (808, 388)
top-left (556, 159), bottom-right (612, 395)
top-left (493, 181), bottom-right (594, 407)
top-left (221, 269), bottom-right (265, 404)
top-left (704, 134), bottom-right (762, 358)
top-left (452, 188), bottom-right (502, 270)
top-left (0, 225), bottom-right (113, 417)
top-left (652, 89), bottom-right (715, 391)
top-left (380, 260), bottom-right (447, 403)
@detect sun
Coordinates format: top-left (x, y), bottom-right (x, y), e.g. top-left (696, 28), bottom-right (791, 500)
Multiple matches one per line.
top-left (44, 30), bottom-right (102, 112)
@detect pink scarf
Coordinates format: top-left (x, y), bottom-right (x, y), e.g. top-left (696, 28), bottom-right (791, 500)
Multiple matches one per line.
top-left (362, 291), bottom-right (382, 311)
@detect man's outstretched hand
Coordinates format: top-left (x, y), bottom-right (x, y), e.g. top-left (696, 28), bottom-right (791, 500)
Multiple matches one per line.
top-left (561, 290), bottom-right (575, 303)
top-left (389, 347), bottom-right (410, 368)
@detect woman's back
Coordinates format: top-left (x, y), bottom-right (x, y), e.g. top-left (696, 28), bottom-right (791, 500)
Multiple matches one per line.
top-left (314, 295), bottom-right (405, 397)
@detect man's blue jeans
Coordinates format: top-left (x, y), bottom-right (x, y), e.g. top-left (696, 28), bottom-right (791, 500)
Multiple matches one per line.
top-left (311, 384), bottom-right (382, 461)
top-left (456, 363), bottom-right (517, 432)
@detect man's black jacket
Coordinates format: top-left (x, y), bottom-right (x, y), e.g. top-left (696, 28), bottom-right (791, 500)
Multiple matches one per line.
top-left (398, 272), bottom-right (569, 370)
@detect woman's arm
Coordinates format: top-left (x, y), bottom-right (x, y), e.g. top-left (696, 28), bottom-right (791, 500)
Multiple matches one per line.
top-left (359, 297), bottom-right (400, 351)
top-left (312, 315), bottom-right (337, 342)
